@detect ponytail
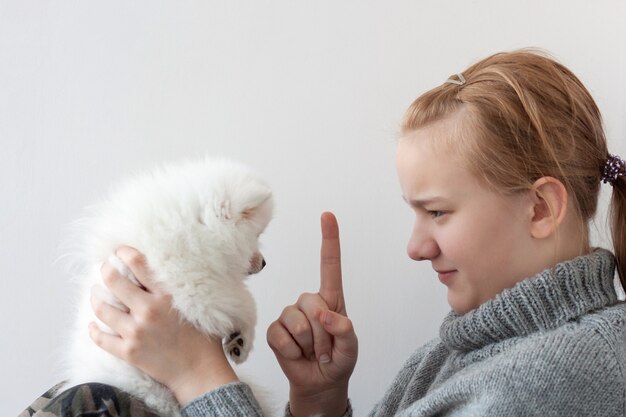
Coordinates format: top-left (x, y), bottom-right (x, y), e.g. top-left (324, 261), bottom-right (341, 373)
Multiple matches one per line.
top-left (611, 175), bottom-right (626, 288)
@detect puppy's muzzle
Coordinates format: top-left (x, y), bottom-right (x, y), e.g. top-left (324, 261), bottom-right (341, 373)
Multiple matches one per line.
top-left (248, 251), bottom-right (266, 275)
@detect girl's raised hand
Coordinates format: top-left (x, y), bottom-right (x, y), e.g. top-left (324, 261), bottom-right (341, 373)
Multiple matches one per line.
top-left (267, 212), bottom-right (358, 417)
top-left (89, 246), bottom-right (238, 405)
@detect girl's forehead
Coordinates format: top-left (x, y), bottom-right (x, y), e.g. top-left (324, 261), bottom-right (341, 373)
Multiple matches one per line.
top-left (398, 122), bottom-right (468, 164)
top-left (401, 110), bottom-right (473, 150)
top-left (397, 134), bottom-right (476, 197)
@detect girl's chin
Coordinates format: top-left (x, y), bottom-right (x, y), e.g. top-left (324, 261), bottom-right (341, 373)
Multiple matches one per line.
top-left (448, 293), bottom-right (478, 315)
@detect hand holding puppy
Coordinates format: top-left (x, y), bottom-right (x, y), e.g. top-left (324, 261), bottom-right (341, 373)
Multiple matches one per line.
top-left (89, 246), bottom-right (238, 406)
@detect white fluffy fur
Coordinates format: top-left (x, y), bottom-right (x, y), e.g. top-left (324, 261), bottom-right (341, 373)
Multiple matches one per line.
top-left (60, 157), bottom-right (273, 416)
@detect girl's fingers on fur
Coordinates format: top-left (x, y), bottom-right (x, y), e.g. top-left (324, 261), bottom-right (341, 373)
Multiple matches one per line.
top-left (90, 292), bottom-right (133, 335)
top-left (91, 283), bottom-right (129, 312)
top-left (101, 259), bottom-right (150, 309)
top-left (88, 322), bottom-right (125, 358)
top-left (267, 320), bottom-right (304, 360)
top-left (278, 305), bottom-right (315, 360)
top-left (107, 254), bottom-right (142, 288)
top-left (114, 246), bottom-right (161, 294)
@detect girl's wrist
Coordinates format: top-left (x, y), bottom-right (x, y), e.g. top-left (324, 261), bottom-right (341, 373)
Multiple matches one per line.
top-left (288, 384), bottom-right (349, 417)
top-left (168, 344), bottom-right (239, 406)
top-left (172, 366), bottom-right (239, 406)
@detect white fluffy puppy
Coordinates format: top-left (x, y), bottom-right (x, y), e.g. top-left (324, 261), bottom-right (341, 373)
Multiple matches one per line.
top-left (60, 157), bottom-right (273, 416)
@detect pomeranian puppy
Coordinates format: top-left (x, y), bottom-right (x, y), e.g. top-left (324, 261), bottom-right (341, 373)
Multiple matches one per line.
top-left (60, 157), bottom-right (273, 416)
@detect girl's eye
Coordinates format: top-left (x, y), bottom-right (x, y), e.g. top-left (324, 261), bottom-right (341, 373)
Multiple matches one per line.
top-left (429, 210), bottom-right (445, 219)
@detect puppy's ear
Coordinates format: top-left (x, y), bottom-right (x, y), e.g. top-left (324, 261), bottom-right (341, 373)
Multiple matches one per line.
top-left (239, 185), bottom-right (272, 223)
top-left (212, 185), bottom-right (272, 223)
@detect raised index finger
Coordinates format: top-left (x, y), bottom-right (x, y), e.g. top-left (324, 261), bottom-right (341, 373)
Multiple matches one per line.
top-left (319, 211), bottom-right (346, 315)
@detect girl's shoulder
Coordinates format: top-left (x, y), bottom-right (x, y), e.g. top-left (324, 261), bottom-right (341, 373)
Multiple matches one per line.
top-left (511, 302), bottom-right (626, 374)
top-left (580, 301), bottom-right (626, 326)
top-left (571, 302), bottom-right (626, 356)
top-left (553, 302), bottom-right (626, 345)
top-left (491, 303), bottom-right (626, 410)
top-left (459, 304), bottom-right (626, 416)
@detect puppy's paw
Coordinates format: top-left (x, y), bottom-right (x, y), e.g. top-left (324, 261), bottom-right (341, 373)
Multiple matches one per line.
top-left (223, 331), bottom-right (249, 364)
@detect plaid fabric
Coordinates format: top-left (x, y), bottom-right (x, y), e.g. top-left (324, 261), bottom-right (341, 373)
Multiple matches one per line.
top-left (19, 383), bottom-right (160, 417)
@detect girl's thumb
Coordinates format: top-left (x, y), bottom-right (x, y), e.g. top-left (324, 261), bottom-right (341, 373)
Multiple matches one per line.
top-left (320, 310), bottom-right (358, 357)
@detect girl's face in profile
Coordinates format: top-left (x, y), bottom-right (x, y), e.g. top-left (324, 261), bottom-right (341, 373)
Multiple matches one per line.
top-left (396, 119), bottom-right (540, 314)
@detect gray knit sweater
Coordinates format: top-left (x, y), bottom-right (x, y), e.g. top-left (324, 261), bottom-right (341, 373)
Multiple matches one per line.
top-left (182, 249), bottom-right (626, 417)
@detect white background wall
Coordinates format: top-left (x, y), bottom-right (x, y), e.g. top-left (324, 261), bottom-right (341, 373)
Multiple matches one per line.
top-left (2, 1), bottom-right (625, 416)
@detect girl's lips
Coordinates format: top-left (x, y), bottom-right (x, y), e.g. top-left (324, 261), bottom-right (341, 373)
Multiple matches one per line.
top-left (437, 270), bottom-right (456, 285)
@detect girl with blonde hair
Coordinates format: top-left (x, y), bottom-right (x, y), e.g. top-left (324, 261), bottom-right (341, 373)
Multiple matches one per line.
top-left (24, 50), bottom-right (626, 417)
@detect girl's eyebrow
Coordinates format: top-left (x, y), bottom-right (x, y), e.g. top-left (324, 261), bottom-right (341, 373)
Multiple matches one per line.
top-left (401, 195), bottom-right (447, 208)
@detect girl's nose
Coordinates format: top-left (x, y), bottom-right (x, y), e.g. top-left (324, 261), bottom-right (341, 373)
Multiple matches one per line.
top-left (407, 223), bottom-right (440, 261)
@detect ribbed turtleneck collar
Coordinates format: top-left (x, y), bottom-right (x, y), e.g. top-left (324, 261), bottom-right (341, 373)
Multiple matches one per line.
top-left (439, 248), bottom-right (620, 352)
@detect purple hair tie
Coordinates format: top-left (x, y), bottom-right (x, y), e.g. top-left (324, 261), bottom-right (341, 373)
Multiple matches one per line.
top-left (602, 154), bottom-right (625, 185)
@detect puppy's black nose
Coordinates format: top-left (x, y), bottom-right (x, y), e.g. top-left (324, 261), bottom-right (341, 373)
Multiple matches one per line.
top-left (261, 259), bottom-right (267, 270)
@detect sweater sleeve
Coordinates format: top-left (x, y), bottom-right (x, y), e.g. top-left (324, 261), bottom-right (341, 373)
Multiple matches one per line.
top-left (181, 382), bottom-right (264, 417)
top-left (181, 383), bottom-right (354, 417)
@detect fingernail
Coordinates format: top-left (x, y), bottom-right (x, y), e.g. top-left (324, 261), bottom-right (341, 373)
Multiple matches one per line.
top-left (322, 310), bottom-right (332, 326)
top-left (319, 354), bottom-right (331, 363)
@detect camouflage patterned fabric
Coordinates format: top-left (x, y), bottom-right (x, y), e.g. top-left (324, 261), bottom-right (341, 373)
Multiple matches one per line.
top-left (19, 383), bottom-right (161, 417)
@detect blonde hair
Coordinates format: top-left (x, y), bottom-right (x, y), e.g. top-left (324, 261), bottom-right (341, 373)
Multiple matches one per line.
top-left (401, 49), bottom-right (626, 286)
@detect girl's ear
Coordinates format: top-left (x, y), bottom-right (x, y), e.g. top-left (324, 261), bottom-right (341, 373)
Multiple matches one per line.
top-left (529, 176), bottom-right (569, 239)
